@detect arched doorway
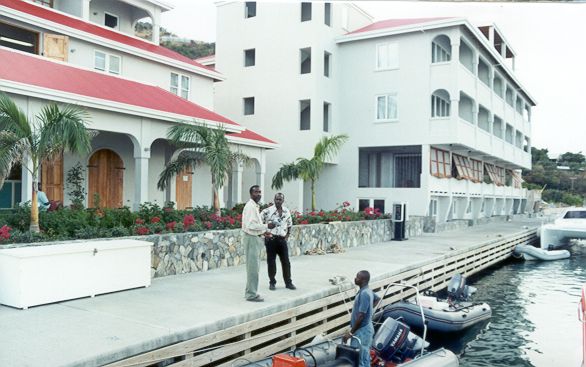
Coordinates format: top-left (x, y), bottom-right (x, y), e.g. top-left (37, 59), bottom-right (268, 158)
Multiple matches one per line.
top-left (88, 149), bottom-right (124, 208)
top-left (175, 167), bottom-right (193, 210)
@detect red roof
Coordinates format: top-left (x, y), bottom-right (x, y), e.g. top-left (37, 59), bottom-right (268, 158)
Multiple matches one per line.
top-left (0, 48), bottom-right (237, 125)
top-left (229, 129), bottom-right (276, 145)
top-left (0, 0), bottom-right (215, 74)
top-left (348, 17), bottom-right (454, 34)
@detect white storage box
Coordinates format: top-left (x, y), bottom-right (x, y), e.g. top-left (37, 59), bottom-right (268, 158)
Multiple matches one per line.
top-left (0, 239), bottom-right (152, 309)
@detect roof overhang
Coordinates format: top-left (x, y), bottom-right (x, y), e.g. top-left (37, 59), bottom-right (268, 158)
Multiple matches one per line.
top-left (0, 78), bottom-right (243, 133)
top-left (227, 134), bottom-right (279, 150)
top-left (337, 17), bottom-right (537, 106)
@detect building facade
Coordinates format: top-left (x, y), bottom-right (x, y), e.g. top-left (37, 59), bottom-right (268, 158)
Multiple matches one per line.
top-left (0, 0), bottom-right (276, 211)
top-left (214, 1), bottom-right (536, 222)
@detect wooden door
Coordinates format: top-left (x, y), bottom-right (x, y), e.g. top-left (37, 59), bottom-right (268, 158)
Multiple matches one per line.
top-left (41, 154), bottom-right (64, 203)
top-left (88, 149), bottom-right (124, 208)
top-left (175, 167), bottom-right (193, 210)
top-left (43, 34), bottom-right (68, 62)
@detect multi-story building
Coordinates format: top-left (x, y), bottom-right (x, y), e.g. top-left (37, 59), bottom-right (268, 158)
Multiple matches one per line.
top-left (214, 1), bottom-right (536, 222)
top-left (0, 0), bottom-right (275, 210)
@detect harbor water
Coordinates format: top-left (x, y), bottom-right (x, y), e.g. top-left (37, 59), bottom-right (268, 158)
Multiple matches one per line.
top-left (430, 241), bottom-right (585, 367)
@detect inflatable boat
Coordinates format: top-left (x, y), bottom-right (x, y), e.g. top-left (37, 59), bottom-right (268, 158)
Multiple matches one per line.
top-left (513, 244), bottom-right (570, 261)
top-left (380, 274), bottom-right (491, 333)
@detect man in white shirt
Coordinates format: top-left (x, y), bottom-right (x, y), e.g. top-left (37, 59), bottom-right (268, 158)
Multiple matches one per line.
top-left (261, 193), bottom-right (295, 290)
top-left (242, 185), bottom-right (275, 302)
top-left (37, 183), bottom-right (50, 211)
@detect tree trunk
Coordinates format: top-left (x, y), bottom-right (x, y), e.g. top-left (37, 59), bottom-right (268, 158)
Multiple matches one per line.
top-left (30, 181), bottom-right (40, 233)
top-left (311, 180), bottom-right (316, 211)
top-left (212, 178), bottom-right (221, 215)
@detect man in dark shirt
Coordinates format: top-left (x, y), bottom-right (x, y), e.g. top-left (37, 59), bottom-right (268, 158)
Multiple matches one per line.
top-left (343, 270), bottom-right (376, 367)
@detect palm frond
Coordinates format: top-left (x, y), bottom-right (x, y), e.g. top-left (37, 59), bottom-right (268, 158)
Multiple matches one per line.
top-left (313, 134), bottom-right (349, 162)
top-left (167, 124), bottom-right (208, 149)
top-left (296, 158), bottom-right (321, 182)
top-left (0, 92), bottom-right (32, 144)
top-left (157, 150), bottom-right (204, 191)
top-left (37, 104), bottom-right (93, 160)
top-left (271, 162), bottom-right (301, 189)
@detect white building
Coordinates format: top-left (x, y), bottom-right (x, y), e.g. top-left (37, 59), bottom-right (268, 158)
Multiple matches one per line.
top-left (0, 0), bottom-right (276, 211)
top-left (214, 1), bottom-right (536, 222)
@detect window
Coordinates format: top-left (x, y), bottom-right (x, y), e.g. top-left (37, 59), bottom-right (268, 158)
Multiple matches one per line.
top-left (244, 48), bottom-right (255, 67)
top-left (358, 199), bottom-right (370, 212)
top-left (376, 43), bottom-right (399, 70)
top-left (323, 102), bottom-right (331, 132)
top-left (471, 159), bottom-right (483, 182)
top-left (0, 22), bottom-right (39, 54)
top-left (505, 86), bottom-right (514, 107)
top-left (358, 199), bottom-right (385, 213)
top-left (170, 73), bottom-right (190, 99)
top-left (324, 3), bottom-right (331, 26)
top-left (359, 146), bottom-right (421, 188)
top-left (478, 106), bottom-right (490, 132)
top-left (458, 92), bottom-right (474, 123)
top-left (452, 154), bottom-right (473, 180)
top-left (431, 35), bottom-right (451, 63)
top-left (324, 51), bottom-right (331, 77)
top-left (300, 47), bottom-right (311, 74)
top-left (301, 2), bottom-right (312, 22)
top-left (516, 97), bottom-right (524, 115)
top-left (493, 116), bottom-right (503, 138)
top-left (300, 99), bottom-right (311, 130)
top-left (484, 163), bottom-right (504, 186)
top-left (33, 0), bottom-right (53, 7)
top-left (104, 13), bottom-right (119, 29)
top-left (375, 94), bottom-right (398, 121)
top-left (430, 147), bottom-right (451, 178)
top-left (431, 90), bottom-right (450, 118)
top-left (245, 2), bottom-right (256, 18)
top-left (505, 124), bottom-right (514, 144)
top-left (94, 51), bottom-right (120, 74)
top-left (243, 97), bottom-right (255, 115)
top-left (515, 131), bottom-right (523, 149)
top-left (459, 41), bottom-right (474, 74)
top-left (523, 136), bottom-right (530, 152)
top-left (493, 75), bottom-right (503, 97)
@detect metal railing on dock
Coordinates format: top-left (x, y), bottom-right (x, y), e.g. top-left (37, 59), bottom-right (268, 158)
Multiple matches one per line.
top-left (105, 228), bottom-right (537, 367)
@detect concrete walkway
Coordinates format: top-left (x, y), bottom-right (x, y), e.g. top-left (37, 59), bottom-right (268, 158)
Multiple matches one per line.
top-left (0, 216), bottom-right (547, 367)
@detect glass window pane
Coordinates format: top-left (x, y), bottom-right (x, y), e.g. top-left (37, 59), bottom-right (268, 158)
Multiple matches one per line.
top-left (170, 73), bottom-right (179, 88)
top-left (387, 95), bottom-right (397, 119)
top-left (377, 96), bottom-right (386, 120)
top-left (95, 51), bottom-right (106, 71)
top-left (181, 75), bottom-right (190, 90)
top-left (108, 55), bottom-right (120, 74)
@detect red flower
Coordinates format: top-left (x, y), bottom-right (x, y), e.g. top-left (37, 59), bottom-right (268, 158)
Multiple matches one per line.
top-left (0, 225), bottom-right (11, 240)
top-left (364, 207), bottom-right (374, 215)
top-left (135, 218), bottom-right (145, 225)
top-left (343, 201), bottom-right (351, 207)
top-left (204, 221), bottom-right (212, 229)
top-left (300, 220), bottom-right (309, 225)
top-left (227, 216), bottom-right (236, 225)
top-left (163, 207), bottom-right (173, 212)
top-left (183, 214), bottom-right (195, 229)
top-left (166, 221), bottom-right (176, 231)
top-left (150, 217), bottom-right (161, 223)
top-left (135, 226), bottom-right (149, 235)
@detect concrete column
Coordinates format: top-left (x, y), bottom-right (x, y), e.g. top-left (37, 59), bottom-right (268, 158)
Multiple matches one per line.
top-left (81, 0), bottom-right (91, 20)
top-left (152, 21), bottom-right (161, 45)
top-left (257, 149), bottom-right (266, 197)
top-left (232, 162), bottom-right (244, 206)
top-left (133, 154), bottom-right (150, 211)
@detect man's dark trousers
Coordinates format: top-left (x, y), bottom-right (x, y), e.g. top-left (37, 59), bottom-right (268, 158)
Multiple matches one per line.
top-left (265, 236), bottom-right (292, 286)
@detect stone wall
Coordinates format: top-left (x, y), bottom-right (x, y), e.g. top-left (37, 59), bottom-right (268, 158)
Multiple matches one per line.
top-left (148, 219), bottom-right (392, 278)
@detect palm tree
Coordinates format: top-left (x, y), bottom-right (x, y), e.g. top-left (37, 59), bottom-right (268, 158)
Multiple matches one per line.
top-left (272, 134), bottom-right (348, 211)
top-left (0, 93), bottom-right (94, 232)
top-left (157, 124), bottom-right (249, 214)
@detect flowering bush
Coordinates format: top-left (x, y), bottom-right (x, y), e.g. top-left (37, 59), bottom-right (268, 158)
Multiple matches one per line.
top-left (0, 200), bottom-right (387, 244)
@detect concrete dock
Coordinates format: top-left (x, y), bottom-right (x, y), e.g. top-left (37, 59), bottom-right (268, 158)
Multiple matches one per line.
top-left (0, 216), bottom-right (546, 367)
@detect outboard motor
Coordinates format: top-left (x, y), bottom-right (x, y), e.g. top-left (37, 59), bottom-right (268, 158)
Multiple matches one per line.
top-left (447, 273), bottom-right (476, 302)
top-left (372, 317), bottom-right (427, 363)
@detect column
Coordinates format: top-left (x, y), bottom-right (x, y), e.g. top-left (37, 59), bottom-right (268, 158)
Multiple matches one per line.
top-left (232, 162), bottom-right (243, 206)
top-left (81, 0), bottom-right (91, 20)
top-left (20, 159), bottom-right (33, 204)
top-left (152, 21), bottom-right (161, 45)
top-left (133, 153), bottom-right (150, 211)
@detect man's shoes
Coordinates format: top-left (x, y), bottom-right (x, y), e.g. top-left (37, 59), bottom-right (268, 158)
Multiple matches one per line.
top-left (285, 283), bottom-right (297, 290)
top-left (269, 284), bottom-right (276, 291)
top-left (246, 295), bottom-right (264, 302)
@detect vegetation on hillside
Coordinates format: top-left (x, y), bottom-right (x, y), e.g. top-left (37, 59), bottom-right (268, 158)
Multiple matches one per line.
top-left (135, 21), bottom-right (215, 59)
top-left (523, 147), bottom-right (585, 206)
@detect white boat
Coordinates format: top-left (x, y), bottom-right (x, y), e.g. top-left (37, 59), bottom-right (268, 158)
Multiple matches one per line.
top-left (540, 207), bottom-right (586, 249)
top-left (513, 244), bottom-right (570, 261)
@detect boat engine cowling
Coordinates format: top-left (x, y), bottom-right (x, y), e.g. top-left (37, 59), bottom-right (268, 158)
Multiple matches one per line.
top-left (372, 317), bottom-right (427, 363)
top-left (447, 273), bottom-right (475, 302)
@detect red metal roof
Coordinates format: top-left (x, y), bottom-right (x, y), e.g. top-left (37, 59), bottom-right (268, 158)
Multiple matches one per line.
top-left (0, 48), bottom-right (237, 125)
top-left (229, 129), bottom-right (276, 145)
top-left (348, 17), bottom-right (454, 34)
top-left (0, 0), bottom-right (215, 73)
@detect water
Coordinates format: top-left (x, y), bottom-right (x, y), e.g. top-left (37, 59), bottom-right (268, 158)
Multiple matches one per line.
top-left (429, 242), bottom-right (586, 367)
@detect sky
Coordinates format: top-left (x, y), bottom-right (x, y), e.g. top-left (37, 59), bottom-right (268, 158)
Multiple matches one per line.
top-left (161, 1), bottom-right (586, 158)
